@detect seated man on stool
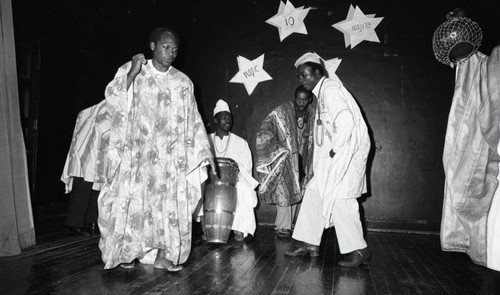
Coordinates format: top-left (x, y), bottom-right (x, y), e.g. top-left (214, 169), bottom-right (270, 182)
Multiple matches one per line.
top-left (207, 99), bottom-right (259, 241)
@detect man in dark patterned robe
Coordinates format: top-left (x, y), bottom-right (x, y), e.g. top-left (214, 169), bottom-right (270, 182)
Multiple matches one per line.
top-left (256, 86), bottom-right (316, 237)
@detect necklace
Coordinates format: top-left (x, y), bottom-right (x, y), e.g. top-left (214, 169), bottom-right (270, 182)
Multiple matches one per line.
top-left (297, 117), bottom-right (304, 129)
top-left (214, 133), bottom-right (231, 157)
top-left (296, 109), bottom-right (307, 129)
top-left (315, 78), bottom-right (326, 147)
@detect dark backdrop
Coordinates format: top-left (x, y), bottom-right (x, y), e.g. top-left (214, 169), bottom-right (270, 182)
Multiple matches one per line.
top-left (12, 0), bottom-right (500, 229)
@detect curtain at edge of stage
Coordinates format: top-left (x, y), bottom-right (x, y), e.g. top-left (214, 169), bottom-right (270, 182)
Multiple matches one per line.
top-left (0, 0), bottom-right (36, 256)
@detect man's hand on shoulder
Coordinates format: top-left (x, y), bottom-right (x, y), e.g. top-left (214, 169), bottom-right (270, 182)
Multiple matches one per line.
top-left (127, 54), bottom-right (147, 89)
top-left (129, 54), bottom-right (147, 76)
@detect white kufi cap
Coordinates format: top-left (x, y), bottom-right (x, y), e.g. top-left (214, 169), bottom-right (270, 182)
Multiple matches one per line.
top-left (294, 52), bottom-right (322, 68)
top-left (294, 52), bottom-right (343, 85)
top-left (213, 99), bottom-right (230, 116)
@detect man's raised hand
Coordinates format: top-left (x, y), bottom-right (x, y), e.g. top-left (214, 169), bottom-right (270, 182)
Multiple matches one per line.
top-left (127, 54), bottom-right (147, 89)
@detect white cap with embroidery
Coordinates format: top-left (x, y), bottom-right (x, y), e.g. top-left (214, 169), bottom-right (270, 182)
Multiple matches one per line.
top-left (213, 99), bottom-right (230, 116)
top-left (294, 52), bottom-right (322, 68)
top-left (294, 52), bottom-right (343, 85)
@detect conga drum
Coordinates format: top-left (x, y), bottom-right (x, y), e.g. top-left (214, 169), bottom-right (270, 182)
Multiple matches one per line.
top-left (203, 157), bottom-right (239, 244)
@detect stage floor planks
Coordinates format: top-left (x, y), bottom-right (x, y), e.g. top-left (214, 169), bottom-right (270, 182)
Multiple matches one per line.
top-left (1, 225), bottom-right (499, 294)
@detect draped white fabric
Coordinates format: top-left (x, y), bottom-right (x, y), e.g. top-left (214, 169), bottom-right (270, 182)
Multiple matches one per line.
top-left (0, 0), bottom-right (36, 256)
top-left (487, 128), bottom-right (500, 271)
top-left (441, 46), bottom-right (500, 268)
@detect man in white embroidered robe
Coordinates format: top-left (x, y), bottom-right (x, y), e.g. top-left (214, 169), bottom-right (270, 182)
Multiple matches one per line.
top-left (207, 99), bottom-right (258, 241)
top-left (285, 53), bottom-right (371, 267)
top-left (98, 27), bottom-right (214, 271)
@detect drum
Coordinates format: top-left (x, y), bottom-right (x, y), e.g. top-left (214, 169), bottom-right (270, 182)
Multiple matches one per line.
top-left (203, 157), bottom-right (239, 244)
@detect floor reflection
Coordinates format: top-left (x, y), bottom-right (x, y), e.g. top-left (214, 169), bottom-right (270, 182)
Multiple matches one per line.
top-left (3, 226), bottom-right (500, 294)
top-left (332, 268), bottom-right (368, 295)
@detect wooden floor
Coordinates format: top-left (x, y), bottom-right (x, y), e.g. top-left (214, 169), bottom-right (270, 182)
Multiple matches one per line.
top-left (1, 224), bottom-right (499, 295)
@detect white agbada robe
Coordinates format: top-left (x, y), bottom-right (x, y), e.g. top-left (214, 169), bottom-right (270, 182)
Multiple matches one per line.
top-left (209, 133), bottom-right (258, 237)
top-left (487, 109), bottom-right (500, 271)
top-left (292, 77), bottom-right (370, 253)
top-left (440, 47), bottom-right (500, 269)
top-left (488, 138), bottom-right (500, 271)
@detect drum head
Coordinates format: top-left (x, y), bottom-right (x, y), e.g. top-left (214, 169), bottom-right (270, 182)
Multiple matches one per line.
top-left (209, 157), bottom-right (239, 185)
top-left (215, 157), bottom-right (237, 166)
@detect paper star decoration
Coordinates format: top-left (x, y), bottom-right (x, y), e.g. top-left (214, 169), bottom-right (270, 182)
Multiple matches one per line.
top-left (230, 54), bottom-right (273, 95)
top-left (266, 0), bottom-right (310, 42)
top-left (323, 58), bottom-right (342, 84)
top-left (332, 5), bottom-right (383, 48)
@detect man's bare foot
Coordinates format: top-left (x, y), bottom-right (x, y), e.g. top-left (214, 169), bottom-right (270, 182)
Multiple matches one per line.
top-left (154, 258), bottom-right (183, 272)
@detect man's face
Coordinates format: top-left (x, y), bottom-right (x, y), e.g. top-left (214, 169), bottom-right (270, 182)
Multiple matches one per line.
top-left (214, 111), bottom-right (232, 133)
top-left (151, 32), bottom-right (179, 69)
top-left (295, 91), bottom-right (312, 112)
top-left (296, 64), bottom-right (320, 91)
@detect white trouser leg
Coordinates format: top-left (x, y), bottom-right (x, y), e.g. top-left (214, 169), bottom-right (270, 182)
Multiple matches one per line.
top-left (231, 184), bottom-right (256, 237)
top-left (275, 204), bottom-right (297, 230)
top-left (291, 183), bottom-right (324, 246)
top-left (231, 207), bottom-right (255, 237)
top-left (332, 198), bottom-right (367, 254)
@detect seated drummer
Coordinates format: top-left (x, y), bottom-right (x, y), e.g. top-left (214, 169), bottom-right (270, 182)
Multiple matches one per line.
top-left (207, 99), bottom-right (259, 241)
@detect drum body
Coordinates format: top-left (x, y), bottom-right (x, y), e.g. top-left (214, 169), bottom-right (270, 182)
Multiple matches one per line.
top-left (203, 157), bottom-right (239, 244)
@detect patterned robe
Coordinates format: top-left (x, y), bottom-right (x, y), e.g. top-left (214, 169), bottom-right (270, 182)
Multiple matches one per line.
top-left (98, 61), bottom-right (213, 269)
top-left (256, 101), bottom-right (316, 207)
top-left (61, 100), bottom-right (110, 193)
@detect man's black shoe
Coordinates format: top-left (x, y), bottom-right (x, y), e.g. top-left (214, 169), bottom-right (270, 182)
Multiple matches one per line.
top-left (285, 243), bottom-right (319, 257)
top-left (338, 247), bottom-right (370, 267)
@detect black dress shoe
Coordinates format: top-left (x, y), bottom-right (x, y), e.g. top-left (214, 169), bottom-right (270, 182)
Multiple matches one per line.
top-left (276, 228), bottom-right (291, 238)
top-left (63, 226), bottom-right (82, 236)
top-left (338, 247), bottom-right (371, 267)
top-left (79, 230), bottom-right (91, 237)
top-left (285, 243), bottom-right (320, 257)
top-left (79, 226), bottom-right (93, 237)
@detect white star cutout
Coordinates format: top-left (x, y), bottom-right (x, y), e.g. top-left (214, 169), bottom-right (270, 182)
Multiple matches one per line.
top-left (323, 58), bottom-right (342, 84)
top-left (332, 5), bottom-right (383, 48)
top-left (266, 0), bottom-right (310, 42)
top-left (229, 54), bottom-right (273, 95)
